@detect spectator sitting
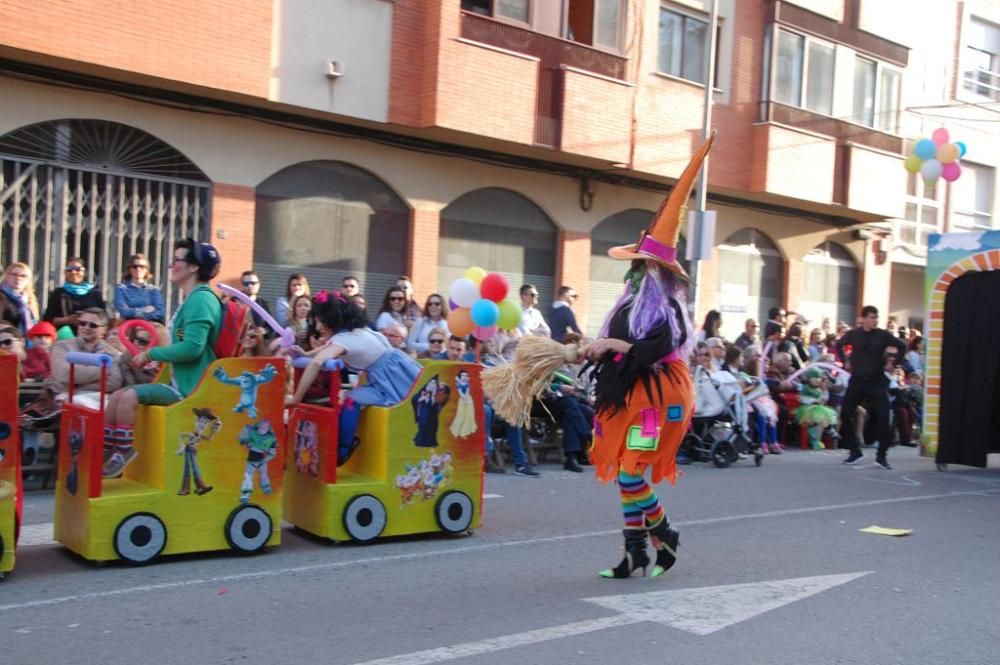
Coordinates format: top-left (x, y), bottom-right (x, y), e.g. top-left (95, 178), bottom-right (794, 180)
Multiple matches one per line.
top-left (763, 321), bottom-right (785, 363)
top-left (350, 294), bottom-right (375, 329)
top-left (48, 307), bottom-right (123, 410)
top-left (733, 318), bottom-right (759, 350)
top-left (396, 275), bottom-right (424, 324)
top-left (240, 270), bottom-right (272, 331)
top-left (374, 286), bottom-right (408, 331)
top-left (289, 294), bottom-right (313, 348)
top-left (705, 337), bottom-right (726, 370)
top-left (0, 262), bottom-right (40, 338)
top-left (517, 284), bottom-right (550, 337)
top-left (238, 326), bottom-right (269, 358)
top-left (807, 328), bottom-right (825, 360)
top-left (379, 322), bottom-right (407, 348)
top-left (824, 333), bottom-right (839, 357)
top-left (114, 253), bottom-right (164, 323)
top-left (418, 328), bottom-right (449, 360)
top-left (765, 351), bottom-right (794, 390)
top-left (276, 273), bottom-right (310, 327)
top-left (548, 285), bottom-right (582, 343)
top-left (904, 336), bottom-right (923, 373)
top-left (698, 309), bottom-right (723, 343)
top-left (784, 322), bottom-right (809, 370)
top-left (116, 323), bottom-right (163, 387)
top-left (445, 335), bottom-right (467, 362)
top-left (408, 293), bottom-right (450, 354)
top-left (43, 257), bottom-right (107, 336)
top-left (340, 275), bottom-right (360, 299)
top-left (23, 321), bottom-right (56, 380)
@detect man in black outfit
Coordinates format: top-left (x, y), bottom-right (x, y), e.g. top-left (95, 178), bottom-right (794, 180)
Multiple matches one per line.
top-left (836, 305), bottom-right (907, 469)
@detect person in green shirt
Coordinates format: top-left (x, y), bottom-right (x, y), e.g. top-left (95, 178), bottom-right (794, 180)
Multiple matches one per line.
top-left (102, 239), bottom-right (222, 477)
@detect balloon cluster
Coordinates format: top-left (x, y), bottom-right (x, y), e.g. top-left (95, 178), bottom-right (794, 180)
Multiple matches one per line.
top-left (905, 128), bottom-right (965, 185)
top-left (448, 267), bottom-right (522, 340)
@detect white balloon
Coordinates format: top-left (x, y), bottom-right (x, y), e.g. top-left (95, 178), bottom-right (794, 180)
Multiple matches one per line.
top-left (920, 158), bottom-right (942, 182)
top-left (449, 278), bottom-right (480, 308)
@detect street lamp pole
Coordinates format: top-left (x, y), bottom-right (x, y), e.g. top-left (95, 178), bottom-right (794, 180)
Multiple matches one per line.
top-left (688, 0), bottom-right (719, 320)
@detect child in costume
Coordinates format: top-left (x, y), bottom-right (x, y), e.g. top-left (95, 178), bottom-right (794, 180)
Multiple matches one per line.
top-left (102, 239), bottom-right (222, 477)
top-left (796, 367), bottom-right (838, 450)
top-left (484, 136), bottom-right (712, 579)
top-left (289, 291), bottom-right (421, 464)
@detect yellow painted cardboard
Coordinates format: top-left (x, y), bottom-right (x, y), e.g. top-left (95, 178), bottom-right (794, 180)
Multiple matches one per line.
top-left (285, 361), bottom-right (485, 541)
top-left (55, 357), bottom-right (286, 562)
top-left (0, 355), bottom-right (20, 577)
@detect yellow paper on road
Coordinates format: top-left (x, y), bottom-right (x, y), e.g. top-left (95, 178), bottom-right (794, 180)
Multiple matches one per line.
top-left (859, 525), bottom-right (912, 537)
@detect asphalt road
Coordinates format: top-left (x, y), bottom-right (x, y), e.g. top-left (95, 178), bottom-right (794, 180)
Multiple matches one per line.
top-left (3, 446), bottom-right (999, 665)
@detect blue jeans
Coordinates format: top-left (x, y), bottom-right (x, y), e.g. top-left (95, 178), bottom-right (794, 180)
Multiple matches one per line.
top-left (484, 402), bottom-right (527, 466)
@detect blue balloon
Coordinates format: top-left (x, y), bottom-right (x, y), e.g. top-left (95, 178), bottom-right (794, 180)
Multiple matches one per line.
top-left (914, 138), bottom-right (937, 160)
top-left (470, 299), bottom-right (499, 327)
top-left (955, 141), bottom-right (967, 158)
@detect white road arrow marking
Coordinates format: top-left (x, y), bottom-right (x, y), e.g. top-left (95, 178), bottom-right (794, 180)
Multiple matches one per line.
top-left (349, 572), bottom-right (871, 665)
top-left (584, 571), bottom-right (872, 635)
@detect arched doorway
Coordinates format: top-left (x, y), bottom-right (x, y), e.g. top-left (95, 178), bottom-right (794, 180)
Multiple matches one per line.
top-left (589, 209), bottom-right (687, 335)
top-left (717, 228), bottom-right (784, 340)
top-left (254, 161), bottom-right (409, 308)
top-left (439, 188), bottom-right (557, 310)
top-left (0, 119), bottom-right (210, 312)
top-left (801, 241), bottom-right (859, 327)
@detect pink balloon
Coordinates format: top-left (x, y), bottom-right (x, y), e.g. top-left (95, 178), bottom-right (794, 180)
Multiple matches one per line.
top-left (932, 127), bottom-right (950, 146)
top-left (941, 161), bottom-right (962, 182)
top-left (472, 325), bottom-right (497, 340)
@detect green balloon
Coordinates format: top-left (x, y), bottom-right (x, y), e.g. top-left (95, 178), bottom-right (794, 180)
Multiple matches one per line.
top-left (56, 325), bottom-right (75, 340)
top-left (496, 300), bottom-right (522, 330)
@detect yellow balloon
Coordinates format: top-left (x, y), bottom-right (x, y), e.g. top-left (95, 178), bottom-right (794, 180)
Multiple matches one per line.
top-left (464, 266), bottom-right (487, 286)
top-left (904, 154), bottom-right (923, 174)
top-left (936, 143), bottom-right (960, 164)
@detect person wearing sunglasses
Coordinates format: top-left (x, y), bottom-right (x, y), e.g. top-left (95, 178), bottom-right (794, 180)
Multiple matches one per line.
top-left (417, 328), bottom-right (449, 360)
top-left (406, 293), bottom-right (450, 354)
top-left (101, 238), bottom-right (222, 477)
top-left (374, 287), bottom-right (410, 331)
top-left (240, 270), bottom-right (272, 331)
top-left (0, 262), bottom-right (40, 338)
top-left (276, 273), bottom-right (310, 328)
top-left (113, 322), bottom-right (165, 388)
top-left (114, 253), bottom-right (165, 323)
top-left (43, 257), bottom-right (107, 335)
top-left (49, 308), bottom-right (123, 411)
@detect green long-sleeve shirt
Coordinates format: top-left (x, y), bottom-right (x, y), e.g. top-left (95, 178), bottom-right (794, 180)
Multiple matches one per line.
top-left (149, 284), bottom-right (221, 396)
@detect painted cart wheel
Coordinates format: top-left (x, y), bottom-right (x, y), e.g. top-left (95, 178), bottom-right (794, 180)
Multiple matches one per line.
top-left (114, 513), bottom-right (167, 564)
top-left (342, 494), bottom-right (386, 543)
top-left (225, 505), bottom-right (272, 554)
top-left (435, 491), bottom-right (474, 534)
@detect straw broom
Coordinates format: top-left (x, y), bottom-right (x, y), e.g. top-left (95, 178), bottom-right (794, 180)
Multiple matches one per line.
top-left (482, 336), bottom-right (580, 427)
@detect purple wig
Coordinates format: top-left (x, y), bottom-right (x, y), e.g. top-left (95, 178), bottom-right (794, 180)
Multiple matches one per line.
top-left (599, 262), bottom-right (695, 362)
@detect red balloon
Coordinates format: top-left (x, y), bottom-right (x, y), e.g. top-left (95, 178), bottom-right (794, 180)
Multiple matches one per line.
top-left (117, 319), bottom-right (160, 357)
top-left (479, 273), bottom-right (509, 303)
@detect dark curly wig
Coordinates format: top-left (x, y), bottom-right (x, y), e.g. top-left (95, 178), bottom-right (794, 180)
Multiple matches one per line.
top-left (310, 292), bottom-right (369, 334)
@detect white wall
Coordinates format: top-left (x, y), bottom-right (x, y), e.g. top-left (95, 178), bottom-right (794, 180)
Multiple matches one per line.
top-left (268, 0), bottom-right (393, 122)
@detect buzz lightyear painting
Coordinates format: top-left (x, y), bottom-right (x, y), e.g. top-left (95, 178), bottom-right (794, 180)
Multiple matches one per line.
top-left (238, 419), bottom-right (278, 504)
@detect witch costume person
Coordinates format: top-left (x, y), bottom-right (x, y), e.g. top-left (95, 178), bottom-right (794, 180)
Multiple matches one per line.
top-left (484, 136), bottom-right (712, 578)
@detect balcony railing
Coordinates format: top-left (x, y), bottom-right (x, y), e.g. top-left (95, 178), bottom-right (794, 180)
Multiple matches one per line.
top-left (962, 67), bottom-right (1000, 101)
top-left (761, 101), bottom-right (904, 154)
top-left (460, 11), bottom-right (627, 148)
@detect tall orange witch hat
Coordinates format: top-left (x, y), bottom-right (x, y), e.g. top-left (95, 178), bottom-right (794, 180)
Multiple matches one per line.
top-left (608, 133), bottom-right (716, 279)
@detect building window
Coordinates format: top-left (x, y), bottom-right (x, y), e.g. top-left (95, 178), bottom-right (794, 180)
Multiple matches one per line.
top-left (566, 0), bottom-right (624, 51)
top-left (461, 0), bottom-right (529, 23)
top-left (852, 57), bottom-right (901, 132)
top-left (658, 7), bottom-right (720, 85)
top-left (952, 162), bottom-right (995, 230)
top-left (717, 229), bottom-right (784, 341)
top-left (896, 173), bottom-right (941, 255)
top-left (773, 29), bottom-right (834, 115)
top-left (963, 17), bottom-right (1000, 100)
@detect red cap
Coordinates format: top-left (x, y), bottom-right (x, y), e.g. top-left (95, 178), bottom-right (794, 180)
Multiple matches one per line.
top-left (27, 321), bottom-right (57, 339)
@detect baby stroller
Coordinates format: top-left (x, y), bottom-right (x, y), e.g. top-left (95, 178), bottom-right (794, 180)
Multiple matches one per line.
top-left (682, 369), bottom-right (764, 468)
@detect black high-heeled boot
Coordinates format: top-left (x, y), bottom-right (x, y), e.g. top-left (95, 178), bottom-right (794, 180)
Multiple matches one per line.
top-left (599, 528), bottom-right (650, 578)
top-left (647, 517), bottom-right (680, 578)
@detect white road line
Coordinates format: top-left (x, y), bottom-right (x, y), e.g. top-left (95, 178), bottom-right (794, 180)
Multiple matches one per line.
top-left (1, 489), bottom-right (991, 613)
top-left (482, 493), bottom-right (503, 499)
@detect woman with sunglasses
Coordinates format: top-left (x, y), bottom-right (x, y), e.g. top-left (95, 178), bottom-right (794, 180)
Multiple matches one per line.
top-left (238, 326), bottom-right (269, 358)
top-left (407, 293), bottom-right (450, 354)
top-left (0, 262), bottom-right (40, 338)
top-left (115, 323), bottom-right (164, 387)
top-left (43, 257), bottom-right (107, 335)
top-left (114, 253), bottom-right (165, 323)
top-left (374, 287), bottom-right (411, 332)
top-left (417, 328), bottom-right (449, 360)
top-left (276, 273), bottom-right (310, 327)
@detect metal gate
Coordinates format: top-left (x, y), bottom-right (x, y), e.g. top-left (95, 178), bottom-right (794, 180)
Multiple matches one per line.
top-left (0, 120), bottom-right (211, 316)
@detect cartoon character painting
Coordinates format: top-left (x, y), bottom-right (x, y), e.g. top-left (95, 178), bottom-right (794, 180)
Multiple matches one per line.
top-left (411, 375), bottom-right (450, 447)
top-left (65, 418), bottom-right (85, 496)
top-left (394, 452), bottom-right (454, 505)
top-left (448, 369), bottom-right (477, 439)
top-left (176, 407), bottom-right (222, 496)
top-left (294, 419), bottom-right (319, 477)
top-left (238, 419), bottom-right (278, 504)
top-left (214, 363), bottom-right (278, 420)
